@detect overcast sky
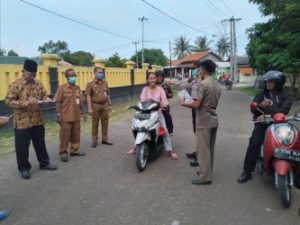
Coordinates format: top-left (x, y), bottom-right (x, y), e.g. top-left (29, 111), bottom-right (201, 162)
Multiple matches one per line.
top-left (1, 0), bottom-right (266, 59)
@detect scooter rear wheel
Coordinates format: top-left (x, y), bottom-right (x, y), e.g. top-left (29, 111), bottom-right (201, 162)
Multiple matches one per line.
top-left (277, 174), bottom-right (292, 208)
top-left (135, 142), bottom-right (149, 172)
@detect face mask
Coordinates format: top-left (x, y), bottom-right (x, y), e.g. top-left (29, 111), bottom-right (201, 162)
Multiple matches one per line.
top-left (96, 72), bottom-right (104, 80)
top-left (191, 69), bottom-right (198, 78)
top-left (69, 76), bottom-right (77, 85)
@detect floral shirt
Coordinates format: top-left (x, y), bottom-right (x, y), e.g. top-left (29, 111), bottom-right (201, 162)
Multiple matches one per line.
top-left (5, 78), bottom-right (47, 129)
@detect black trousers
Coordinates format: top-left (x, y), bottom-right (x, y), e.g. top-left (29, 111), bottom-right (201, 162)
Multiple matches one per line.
top-left (243, 123), bottom-right (269, 173)
top-left (14, 125), bottom-right (50, 171)
top-left (162, 106), bottom-right (174, 134)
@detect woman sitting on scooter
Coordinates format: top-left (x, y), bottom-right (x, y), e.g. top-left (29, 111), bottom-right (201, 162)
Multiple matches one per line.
top-left (127, 72), bottom-right (179, 160)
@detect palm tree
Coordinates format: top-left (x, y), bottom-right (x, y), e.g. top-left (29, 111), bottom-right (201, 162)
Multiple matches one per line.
top-left (173, 36), bottom-right (192, 59)
top-left (192, 36), bottom-right (212, 52)
top-left (216, 36), bottom-right (230, 60)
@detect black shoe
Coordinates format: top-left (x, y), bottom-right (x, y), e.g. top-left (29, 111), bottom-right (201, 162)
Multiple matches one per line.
top-left (91, 142), bottom-right (98, 148)
top-left (60, 155), bottom-right (69, 162)
top-left (20, 170), bottom-right (31, 179)
top-left (192, 178), bottom-right (212, 185)
top-left (70, 152), bottom-right (86, 156)
top-left (190, 161), bottom-right (199, 167)
top-left (102, 141), bottom-right (113, 145)
top-left (40, 164), bottom-right (57, 171)
top-left (186, 152), bottom-right (197, 160)
top-left (237, 171), bottom-right (252, 183)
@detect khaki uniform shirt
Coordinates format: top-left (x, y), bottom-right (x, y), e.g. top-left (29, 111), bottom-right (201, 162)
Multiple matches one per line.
top-left (5, 78), bottom-right (46, 129)
top-left (85, 79), bottom-right (109, 104)
top-left (55, 83), bottom-right (83, 122)
top-left (192, 77), bottom-right (221, 129)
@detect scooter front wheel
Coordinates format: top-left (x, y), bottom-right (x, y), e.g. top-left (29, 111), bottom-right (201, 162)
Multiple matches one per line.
top-left (277, 174), bottom-right (292, 208)
top-left (135, 142), bottom-right (149, 172)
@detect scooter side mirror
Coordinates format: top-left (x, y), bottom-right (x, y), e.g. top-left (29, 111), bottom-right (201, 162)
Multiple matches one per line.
top-left (250, 102), bottom-right (258, 108)
top-left (250, 101), bottom-right (265, 115)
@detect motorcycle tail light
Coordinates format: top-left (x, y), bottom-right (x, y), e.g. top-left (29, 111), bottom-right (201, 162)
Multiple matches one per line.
top-left (274, 125), bottom-right (295, 146)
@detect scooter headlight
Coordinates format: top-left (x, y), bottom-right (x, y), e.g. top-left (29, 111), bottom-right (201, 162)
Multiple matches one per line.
top-left (274, 125), bottom-right (295, 146)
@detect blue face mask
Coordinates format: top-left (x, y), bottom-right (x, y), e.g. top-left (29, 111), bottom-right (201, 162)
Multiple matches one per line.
top-left (191, 68), bottom-right (198, 78)
top-left (96, 72), bottom-right (104, 80)
top-left (69, 76), bottom-right (77, 85)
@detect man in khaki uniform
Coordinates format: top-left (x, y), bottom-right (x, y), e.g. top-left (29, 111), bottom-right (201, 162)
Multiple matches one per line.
top-left (180, 59), bottom-right (221, 185)
top-left (5, 59), bottom-right (57, 179)
top-left (86, 67), bottom-right (113, 148)
top-left (55, 68), bottom-right (86, 162)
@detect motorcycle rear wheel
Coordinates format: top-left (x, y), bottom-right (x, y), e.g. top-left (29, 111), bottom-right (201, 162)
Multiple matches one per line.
top-left (135, 142), bottom-right (149, 172)
top-left (277, 174), bottom-right (292, 208)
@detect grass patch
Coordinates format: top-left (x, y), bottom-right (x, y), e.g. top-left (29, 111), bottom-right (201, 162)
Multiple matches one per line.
top-left (237, 86), bottom-right (261, 96)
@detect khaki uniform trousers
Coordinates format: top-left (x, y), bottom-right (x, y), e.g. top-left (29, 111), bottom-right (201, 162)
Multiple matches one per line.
top-left (92, 103), bottom-right (109, 143)
top-left (196, 127), bottom-right (218, 181)
top-left (59, 121), bottom-right (81, 156)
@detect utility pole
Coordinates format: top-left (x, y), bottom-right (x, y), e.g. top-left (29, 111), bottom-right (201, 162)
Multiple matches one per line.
top-left (132, 41), bottom-right (139, 68)
top-left (169, 41), bottom-right (172, 79)
top-left (222, 17), bottom-right (241, 82)
top-left (138, 16), bottom-right (148, 64)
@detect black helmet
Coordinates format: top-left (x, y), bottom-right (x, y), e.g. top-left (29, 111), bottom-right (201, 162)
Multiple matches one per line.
top-left (262, 70), bottom-right (285, 91)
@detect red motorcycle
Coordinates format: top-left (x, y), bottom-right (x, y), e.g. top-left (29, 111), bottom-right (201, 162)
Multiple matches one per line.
top-left (251, 102), bottom-right (300, 208)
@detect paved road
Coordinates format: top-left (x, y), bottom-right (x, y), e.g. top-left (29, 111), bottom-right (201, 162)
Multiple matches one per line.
top-left (1, 88), bottom-right (299, 225)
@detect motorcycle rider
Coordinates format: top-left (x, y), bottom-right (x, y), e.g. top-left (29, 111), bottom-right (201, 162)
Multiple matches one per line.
top-left (237, 70), bottom-right (293, 183)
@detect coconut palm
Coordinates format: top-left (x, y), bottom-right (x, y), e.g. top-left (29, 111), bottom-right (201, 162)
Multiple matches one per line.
top-left (216, 36), bottom-right (230, 60)
top-left (192, 36), bottom-right (212, 52)
top-left (173, 36), bottom-right (192, 59)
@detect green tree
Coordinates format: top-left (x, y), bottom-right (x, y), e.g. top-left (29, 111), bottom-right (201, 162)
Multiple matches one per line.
top-left (130, 48), bottom-right (168, 66)
top-left (105, 53), bottom-right (126, 67)
top-left (216, 36), bottom-right (230, 60)
top-left (192, 36), bottom-right (212, 52)
top-left (246, 0), bottom-right (300, 96)
top-left (7, 49), bottom-right (19, 56)
top-left (0, 49), bottom-right (6, 56)
top-left (66, 51), bottom-right (94, 66)
top-left (38, 40), bottom-right (70, 56)
top-left (173, 36), bottom-right (192, 59)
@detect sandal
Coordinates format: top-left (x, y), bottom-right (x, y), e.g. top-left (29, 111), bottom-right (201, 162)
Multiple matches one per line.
top-left (127, 148), bottom-right (136, 155)
top-left (169, 152), bottom-right (179, 160)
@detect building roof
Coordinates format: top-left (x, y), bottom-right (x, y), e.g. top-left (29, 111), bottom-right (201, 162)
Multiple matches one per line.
top-left (58, 59), bottom-right (73, 66)
top-left (237, 55), bottom-right (250, 66)
top-left (169, 51), bottom-right (222, 67)
top-left (180, 51), bottom-right (210, 63)
top-left (170, 59), bottom-right (184, 66)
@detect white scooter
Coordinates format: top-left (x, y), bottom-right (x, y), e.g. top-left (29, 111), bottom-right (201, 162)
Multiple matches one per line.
top-left (130, 100), bottom-right (166, 171)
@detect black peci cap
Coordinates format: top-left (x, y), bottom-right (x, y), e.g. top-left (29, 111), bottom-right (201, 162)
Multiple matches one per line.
top-left (23, 59), bottom-right (38, 73)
